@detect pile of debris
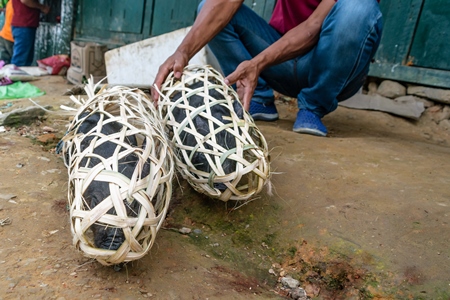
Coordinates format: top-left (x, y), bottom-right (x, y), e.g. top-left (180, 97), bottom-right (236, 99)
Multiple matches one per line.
top-left (341, 79), bottom-right (450, 129)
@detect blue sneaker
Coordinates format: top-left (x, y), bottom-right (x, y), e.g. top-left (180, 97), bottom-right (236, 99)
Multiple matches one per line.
top-left (249, 101), bottom-right (279, 121)
top-left (293, 109), bottom-right (328, 136)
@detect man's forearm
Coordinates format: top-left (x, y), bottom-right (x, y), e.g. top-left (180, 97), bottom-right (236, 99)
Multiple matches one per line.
top-left (20, 0), bottom-right (46, 11)
top-left (253, 0), bottom-right (335, 72)
top-left (176, 0), bottom-right (243, 60)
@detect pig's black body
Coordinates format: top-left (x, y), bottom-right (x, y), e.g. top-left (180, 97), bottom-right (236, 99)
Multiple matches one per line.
top-left (171, 81), bottom-right (244, 190)
top-left (76, 112), bottom-right (148, 250)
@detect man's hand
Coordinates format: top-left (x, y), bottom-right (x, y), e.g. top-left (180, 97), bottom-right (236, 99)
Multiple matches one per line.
top-left (151, 0), bottom-right (243, 101)
top-left (41, 4), bottom-right (50, 14)
top-left (151, 51), bottom-right (189, 101)
top-left (224, 60), bottom-right (260, 111)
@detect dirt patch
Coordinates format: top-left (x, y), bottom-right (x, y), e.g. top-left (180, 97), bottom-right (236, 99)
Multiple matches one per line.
top-left (273, 240), bottom-right (375, 299)
top-left (1, 76), bottom-right (450, 299)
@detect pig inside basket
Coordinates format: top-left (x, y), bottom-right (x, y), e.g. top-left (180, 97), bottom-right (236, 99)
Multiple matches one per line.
top-left (74, 112), bottom-right (151, 250)
top-left (170, 81), bottom-right (254, 191)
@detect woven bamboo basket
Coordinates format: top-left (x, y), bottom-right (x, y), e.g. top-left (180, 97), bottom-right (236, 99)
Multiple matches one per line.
top-left (61, 79), bottom-right (174, 265)
top-left (156, 65), bottom-right (270, 202)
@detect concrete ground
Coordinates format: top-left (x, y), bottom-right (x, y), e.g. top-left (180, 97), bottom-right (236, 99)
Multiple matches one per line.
top-left (0, 75), bottom-right (449, 299)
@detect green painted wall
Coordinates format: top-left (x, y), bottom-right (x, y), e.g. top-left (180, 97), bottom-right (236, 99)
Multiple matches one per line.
top-left (73, 0), bottom-right (275, 48)
top-left (369, 0), bottom-right (450, 88)
top-left (36, 0), bottom-right (450, 90)
top-left (73, 0), bottom-right (154, 48)
top-left (34, 1), bottom-right (276, 61)
top-left (150, 0), bottom-right (199, 36)
top-left (408, 0), bottom-right (450, 70)
top-left (244, 0), bottom-right (276, 22)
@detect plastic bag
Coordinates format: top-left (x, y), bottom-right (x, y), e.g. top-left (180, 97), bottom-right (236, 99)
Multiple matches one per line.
top-left (0, 64), bottom-right (37, 82)
top-left (37, 54), bottom-right (71, 75)
top-left (0, 82), bottom-right (45, 99)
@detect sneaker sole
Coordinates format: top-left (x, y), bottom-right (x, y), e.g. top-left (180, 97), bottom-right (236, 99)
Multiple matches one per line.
top-left (293, 127), bottom-right (327, 137)
top-left (251, 113), bottom-right (279, 122)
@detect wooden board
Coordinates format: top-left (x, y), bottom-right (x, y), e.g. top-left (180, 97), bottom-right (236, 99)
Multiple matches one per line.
top-left (369, 0), bottom-right (450, 88)
top-left (151, 0), bottom-right (199, 36)
top-left (408, 0), bottom-right (450, 70)
top-left (373, 0), bottom-right (422, 65)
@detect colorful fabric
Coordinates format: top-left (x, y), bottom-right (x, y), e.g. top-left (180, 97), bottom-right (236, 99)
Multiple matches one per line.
top-left (0, 0), bottom-right (13, 42)
top-left (0, 75), bottom-right (13, 86)
top-left (11, 0), bottom-right (40, 28)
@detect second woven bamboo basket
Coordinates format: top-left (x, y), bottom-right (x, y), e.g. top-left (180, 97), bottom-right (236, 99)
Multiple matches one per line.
top-left (156, 65), bottom-right (270, 202)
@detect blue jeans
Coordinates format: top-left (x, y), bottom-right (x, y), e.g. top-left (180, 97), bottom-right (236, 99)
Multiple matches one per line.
top-left (11, 26), bottom-right (37, 66)
top-left (199, 0), bottom-right (383, 118)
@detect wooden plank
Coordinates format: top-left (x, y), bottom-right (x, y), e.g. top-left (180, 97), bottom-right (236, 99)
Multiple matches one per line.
top-left (109, 0), bottom-right (145, 33)
top-left (262, 0), bottom-right (276, 22)
top-left (79, 0), bottom-right (110, 31)
top-left (243, 0), bottom-right (254, 9)
top-left (105, 27), bottom-right (208, 86)
top-left (142, 0), bottom-right (155, 39)
top-left (373, 0), bottom-right (422, 65)
top-left (339, 93), bottom-right (424, 120)
top-left (243, 0), bottom-right (275, 21)
top-left (368, 63), bottom-right (450, 89)
top-left (250, 0), bottom-right (265, 18)
top-left (408, 0), bottom-right (450, 70)
top-left (151, 0), bottom-right (198, 36)
top-left (74, 0), bottom-right (150, 47)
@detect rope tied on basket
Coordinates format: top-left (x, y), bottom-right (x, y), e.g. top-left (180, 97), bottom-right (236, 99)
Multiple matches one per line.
top-left (61, 77), bottom-right (174, 266)
top-left (156, 65), bottom-right (270, 202)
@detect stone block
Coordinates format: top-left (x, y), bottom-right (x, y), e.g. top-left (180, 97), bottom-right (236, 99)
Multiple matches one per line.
top-left (407, 86), bottom-right (450, 105)
top-left (395, 95), bottom-right (434, 108)
top-left (424, 105), bottom-right (450, 122)
top-left (439, 119), bottom-right (450, 131)
top-left (377, 80), bottom-right (406, 98)
top-left (367, 82), bottom-right (378, 95)
top-left (339, 93), bottom-right (424, 120)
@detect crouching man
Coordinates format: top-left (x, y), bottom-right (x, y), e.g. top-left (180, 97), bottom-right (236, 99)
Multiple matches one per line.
top-left (153, 0), bottom-right (383, 137)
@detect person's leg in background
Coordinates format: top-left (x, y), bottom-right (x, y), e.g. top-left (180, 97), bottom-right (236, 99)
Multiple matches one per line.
top-left (0, 35), bottom-right (13, 64)
top-left (11, 26), bottom-right (36, 66)
top-left (292, 0), bottom-right (383, 136)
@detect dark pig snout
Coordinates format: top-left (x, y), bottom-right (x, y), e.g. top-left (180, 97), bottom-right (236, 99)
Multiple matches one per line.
top-left (77, 112), bottom-right (146, 250)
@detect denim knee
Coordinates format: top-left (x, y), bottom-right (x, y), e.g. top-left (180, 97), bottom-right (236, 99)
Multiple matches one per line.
top-left (334, 0), bottom-right (382, 21)
top-left (328, 0), bottom-right (383, 36)
top-left (321, 0), bottom-right (383, 65)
